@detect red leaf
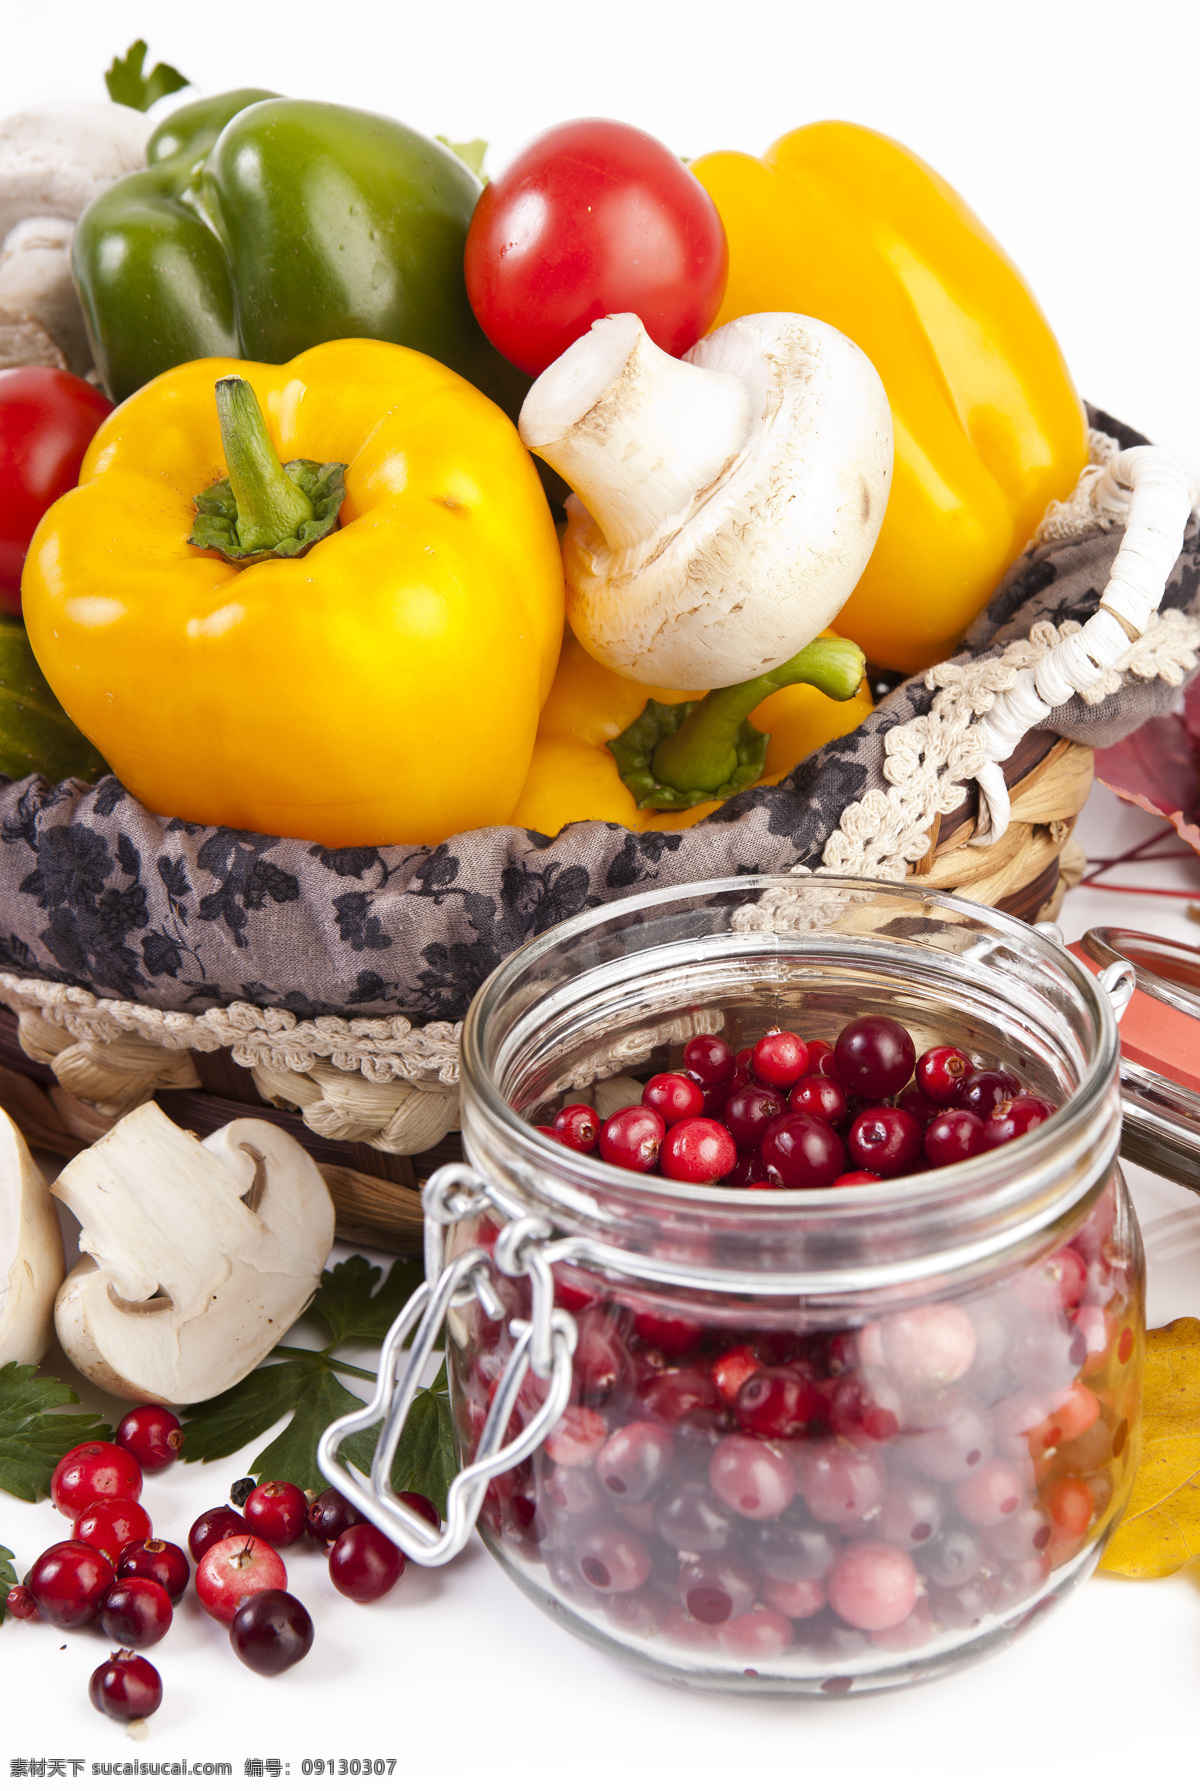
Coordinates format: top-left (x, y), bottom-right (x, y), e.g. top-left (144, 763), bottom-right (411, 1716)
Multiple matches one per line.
top-left (1095, 713), bottom-right (1200, 854)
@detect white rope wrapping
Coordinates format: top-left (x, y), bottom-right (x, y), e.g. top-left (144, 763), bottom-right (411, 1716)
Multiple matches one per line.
top-left (973, 446), bottom-right (1193, 843)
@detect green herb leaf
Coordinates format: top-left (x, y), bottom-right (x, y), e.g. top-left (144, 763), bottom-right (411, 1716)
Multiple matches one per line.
top-left (0, 1544), bottom-right (15, 1622)
top-left (309, 1254), bottom-right (423, 1349)
top-left (437, 137), bottom-right (489, 182)
top-left (248, 1372), bottom-right (367, 1494)
top-left (105, 40), bottom-right (189, 112)
top-left (181, 1358), bottom-right (332, 1468)
top-left (342, 1364), bottom-right (457, 1519)
top-left (0, 1364), bottom-right (112, 1503)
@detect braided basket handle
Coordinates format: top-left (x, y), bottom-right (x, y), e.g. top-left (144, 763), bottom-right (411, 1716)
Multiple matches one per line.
top-left (972, 446), bottom-right (1195, 845)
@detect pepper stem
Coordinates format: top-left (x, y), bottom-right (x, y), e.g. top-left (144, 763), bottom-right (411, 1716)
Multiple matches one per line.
top-left (608, 635), bottom-right (866, 811)
top-left (215, 377), bottom-right (315, 554)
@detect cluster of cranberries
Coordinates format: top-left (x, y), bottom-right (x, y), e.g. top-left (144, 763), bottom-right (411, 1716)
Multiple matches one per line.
top-left (536, 1018), bottom-right (1056, 1190)
top-left (6, 1404), bottom-right (438, 1723)
top-left (464, 1175), bottom-right (1137, 1678)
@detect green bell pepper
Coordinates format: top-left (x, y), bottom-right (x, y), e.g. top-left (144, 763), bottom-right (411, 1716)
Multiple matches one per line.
top-left (72, 92), bottom-right (526, 414)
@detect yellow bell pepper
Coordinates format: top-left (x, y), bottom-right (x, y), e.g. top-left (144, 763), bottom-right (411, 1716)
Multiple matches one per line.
top-left (691, 123), bottom-right (1088, 673)
top-left (22, 339), bottom-right (564, 847)
top-left (510, 628), bottom-right (872, 836)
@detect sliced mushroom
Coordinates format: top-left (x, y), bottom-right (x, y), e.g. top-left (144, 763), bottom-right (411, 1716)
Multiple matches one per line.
top-left (52, 1103), bottom-right (335, 1404)
top-left (0, 1106), bottom-right (65, 1367)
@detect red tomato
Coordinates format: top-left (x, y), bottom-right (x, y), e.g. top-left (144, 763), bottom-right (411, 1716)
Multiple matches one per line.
top-left (0, 366), bottom-right (113, 615)
top-left (465, 118), bottom-right (728, 377)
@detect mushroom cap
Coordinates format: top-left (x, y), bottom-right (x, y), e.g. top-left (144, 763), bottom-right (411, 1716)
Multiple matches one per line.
top-left (0, 216), bottom-right (90, 373)
top-left (0, 100), bottom-right (153, 239)
top-left (565, 312), bottom-right (893, 690)
top-left (0, 1107), bottom-right (65, 1367)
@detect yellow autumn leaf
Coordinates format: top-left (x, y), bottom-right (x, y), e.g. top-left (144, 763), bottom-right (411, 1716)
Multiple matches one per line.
top-left (1101, 1315), bottom-right (1200, 1578)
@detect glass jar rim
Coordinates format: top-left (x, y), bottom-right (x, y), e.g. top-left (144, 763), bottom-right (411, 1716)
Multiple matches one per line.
top-left (459, 875), bottom-right (1121, 1291)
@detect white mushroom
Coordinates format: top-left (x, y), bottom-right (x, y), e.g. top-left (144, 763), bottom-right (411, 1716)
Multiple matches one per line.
top-left (52, 1103), bottom-right (335, 1405)
top-left (0, 1107), bottom-right (65, 1368)
top-left (0, 101), bottom-right (153, 372)
top-left (519, 311), bottom-right (893, 691)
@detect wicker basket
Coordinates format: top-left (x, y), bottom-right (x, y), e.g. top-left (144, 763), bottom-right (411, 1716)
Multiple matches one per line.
top-left (0, 722), bottom-right (1093, 1255)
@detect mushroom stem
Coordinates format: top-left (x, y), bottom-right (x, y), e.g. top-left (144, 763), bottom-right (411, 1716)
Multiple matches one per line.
top-left (519, 313), bottom-right (753, 552)
top-left (609, 634), bottom-right (866, 811)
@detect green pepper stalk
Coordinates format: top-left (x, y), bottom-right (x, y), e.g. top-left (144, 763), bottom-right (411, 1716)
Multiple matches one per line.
top-left (187, 378), bottom-right (347, 566)
top-left (608, 634), bottom-right (866, 811)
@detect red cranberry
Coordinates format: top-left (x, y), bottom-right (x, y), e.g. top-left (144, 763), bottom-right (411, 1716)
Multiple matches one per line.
top-left (708, 1436), bottom-right (796, 1519)
top-left (750, 1029), bottom-right (810, 1088)
top-left (847, 1106), bottom-right (922, 1177)
top-left (230, 1588), bottom-right (314, 1676)
top-left (642, 1072), bottom-right (705, 1126)
top-left (660, 1117), bottom-right (737, 1184)
top-left (916, 1045), bottom-right (971, 1106)
top-left (834, 1017), bottom-right (916, 1099)
top-left (545, 1404), bottom-right (607, 1465)
top-left (553, 1103), bottom-right (600, 1152)
top-left (535, 1125), bottom-right (558, 1139)
top-left (51, 1443), bottom-right (143, 1521)
top-left (682, 1034), bottom-right (736, 1086)
top-left (826, 1372), bottom-right (901, 1444)
top-left (723, 1151), bottom-right (766, 1187)
top-left (983, 1095), bottom-right (1055, 1149)
top-left (397, 1490), bottom-right (441, 1529)
top-left (576, 1527), bottom-right (652, 1592)
top-left (751, 1516), bottom-right (839, 1583)
top-left (29, 1541), bottom-right (115, 1628)
top-left (897, 1082), bottom-right (940, 1126)
top-left (89, 1650), bottom-right (162, 1722)
top-left (721, 1083), bottom-right (783, 1150)
top-left (117, 1539), bottom-right (190, 1604)
top-left (188, 1506), bottom-right (247, 1563)
top-left (100, 1575), bottom-right (173, 1648)
top-left (735, 1365), bottom-right (822, 1439)
top-left (924, 1108), bottom-right (987, 1167)
top-left (711, 1343), bottom-right (764, 1404)
top-left (596, 1422), bottom-right (675, 1501)
top-left (653, 1480), bottom-right (736, 1553)
top-left (598, 1104), bottom-right (665, 1172)
top-left (74, 1497), bottom-right (152, 1564)
top-left (961, 1067), bottom-right (1021, 1118)
top-left (114, 1405), bottom-right (183, 1474)
top-left (759, 1112), bottom-right (845, 1188)
top-left (788, 1074), bottom-right (848, 1128)
top-left (244, 1481), bottom-right (309, 1549)
top-left (196, 1535), bottom-right (287, 1624)
top-left (5, 1584), bottom-right (39, 1621)
top-left (573, 1308), bottom-right (631, 1404)
top-left (834, 1170), bottom-right (881, 1185)
top-left (632, 1310), bottom-right (703, 1353)
top-left (799, 1442), bottom-right (887, 1528)
top-left (638, 1367), bottom-right (723, 1428)
top-left (807, 1042), bottom-right (839, 1079)
top-left (678, 1552), bottom-right (758, 1624)
top-left (307, 1487), bottom-right (363, 1548)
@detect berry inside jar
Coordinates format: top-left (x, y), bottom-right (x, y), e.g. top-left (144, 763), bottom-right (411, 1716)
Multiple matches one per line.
top-left (449, 1005), bottom-right (1141, 1692)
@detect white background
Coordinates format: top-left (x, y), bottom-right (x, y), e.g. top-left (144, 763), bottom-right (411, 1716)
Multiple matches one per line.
top-left (3, 0), bottom-right (1200, 1784)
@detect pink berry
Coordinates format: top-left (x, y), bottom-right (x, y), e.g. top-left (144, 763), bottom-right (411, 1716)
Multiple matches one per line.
top-left (916, 1045), bottom-right (971, 1106)
top-left (678, 1552), bottom-right (758, 1623)
top-left (573, 1308), bottom-right (630, 1402)
top-left (553, 1103), bottom-right (601, 1152)
top-left (598, 1104), bottom-right (665, 1172)
top-left (638, 1368), bottom-right (723, 1428)
top-left (596, 1422), bottom-right (674, 1502)
top-left (827, 1541), bottom-right (918, 1631)
top-left (799, 1441), bottom-right (886, 1528)
top-left (329, 1524), bottom-right (405, 1603)
top-left (1016, 1246), bottom-right (1087, 1313)
top-left (114, 1405), bottom-right (183, 1474)
top-left (953, 1459), bottom-right (1026, 1527)
top-left (903, 1391), bottom-right (993, 1482)
top-left (660, 1117), bottom-right (737, 1184)
top-left (877, 1476), bottom-right (944, 1549)
top-left (788, 1073), bottom-right (848, 1128)
top-left (878, 1304), bottom-right (976, 1385)
top-left (735, 1365), bottom-right (822, 1439)
top-left (576, 1528), bottom-right (651, 1593)
top-left (682, 1034), bottom-right (735, 1087)
top-left (51, 1442), bottom-right (143, 1521)
top-left (642, 1072), bottom-right (705, 1126)
top-left (750, 1030), bottom-right (810, 1089)
top-left (89, 1651), bottom-right (162, 1723)
top-left (718, 1606), bottom-right (793, 1659)
top-left (925, 1108), bottom-right (986, 1167)
top-left (545, 1404), bottom-right (607, 1465)
top-left (826, 1372), bottom-right (901, 1445)
top-left (117, 1539), bottom-right (190, 1605)
top-left (708, 1435), bottom-right (796, 1519)
top-left (759, 1112), bottom-right (845, 1188)
top-left (195, 1534), bottom-right (287, 1624)
top-left (847, 1106), bottom-right (922, 1177)
top-left (243, 1481), bottom-right (309, 1549)
top-left (761, 1574), bottom-right (827, 1620)
top-left (983, 1095), bottom-right (1055, 1150)
top-left (100, 1575), bottom-right (173, 1648)
top-left (73, 1497), bottom-right (152, 1564)
top-left (834, 1017), bottom-right (915, 1099)
top-left (29, 1541), bottom-right (115, 1628)
top-left (961, 1067), bottom-right (1021, 1118)
top-left (721, 1083), bottom-right (783, 1150)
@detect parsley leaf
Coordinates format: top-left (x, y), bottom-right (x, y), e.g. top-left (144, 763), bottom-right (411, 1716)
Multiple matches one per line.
top-left (0, 1544), bottom-right (15, 1622)
top-left (105, 40), bottom-right (189, 112)
top-left (309, 1255), bottom-right (423, 1349)
top-left (0, 1364), bottom-right (112, 1503)
top-left (437, 137), bottom-right (489, 182)
top-left (180, 1255), bottom-right (453, 1504)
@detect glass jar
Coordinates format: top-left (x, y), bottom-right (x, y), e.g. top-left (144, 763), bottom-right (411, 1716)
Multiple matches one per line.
top-left (333, 876), bottom-right (1143, 1696)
